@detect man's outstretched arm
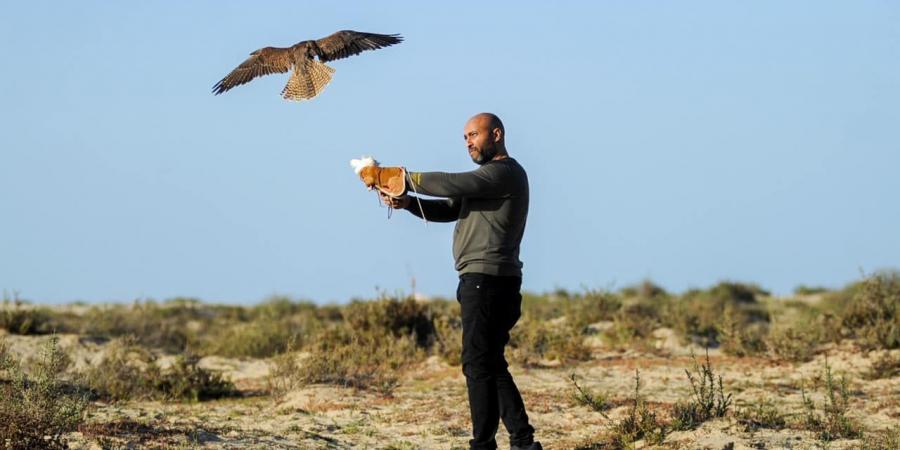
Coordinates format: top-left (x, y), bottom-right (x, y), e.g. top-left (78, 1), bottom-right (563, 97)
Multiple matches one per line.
top-left (407, 165), bottom-right (507, 198)
top-left (404, 196), bottom-right (461, 222)
top-left (382, 193), bottom-right (461, 222)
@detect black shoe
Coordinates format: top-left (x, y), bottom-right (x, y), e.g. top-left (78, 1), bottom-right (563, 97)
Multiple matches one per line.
top-left (511, 442), bottom-right (543, 450)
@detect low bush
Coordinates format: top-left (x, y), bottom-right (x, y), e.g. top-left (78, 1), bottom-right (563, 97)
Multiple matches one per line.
top-left (716, 305), bottom-right (768, 357)
top-left (1, 294), bottom-right (66, 335)
top-left (342, 296), bottom-right (437, 349)
top-left (603, 300), bottom-right (662, 349)
top-left (155, 353), bottom-right (237, 402)
top-left (798, 360), bottom-right (863, 441)
top-left (839, 272), bottom-right (899, 350)
top-left (608, 370), bottom-right (667, 448)
top-left (510, 318), bottom-right (591, 365)
top-left (0, 336), bottom-right (89, 450)
top-left (861, 427), bottom-right (900, 450)
top-left (619, 280), bottom-right (668, 300)
top-left (284, 297), bottom-right (436, 394)
top-left (79, 301), bottom-right (200, 353)
top-left (265, 340), bottom-right (303, 396)
top-left (766, 320), bottom-right (819, 362)
top-left (198, 316), bottom-right (312, 359)
top-left (865, 351), bottom-right (900, 380)
top-left (564, 289), bottom-right (623, 331)
top-left (670, 350), bottom-right (732, 431)
top-left (735, 398), bottom-right (787, 431)
top-left (433, 312), bottom-right (462, 366)
top-left (81, 336), bottom-right (161, 401)
top-left (668, 282), bottom-right (770, 348)
top-left (298, 325), bottom-right (422, 394)
top-left (569, 373), bottom-right (610, 415)
top-left (82, 336), bottom-right (236, 402)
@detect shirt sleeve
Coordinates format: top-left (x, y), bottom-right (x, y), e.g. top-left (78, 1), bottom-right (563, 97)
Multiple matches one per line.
top-left (406, 164), bottom-right (507, 198)
top-left (403, 196), bottom-right (461, 222)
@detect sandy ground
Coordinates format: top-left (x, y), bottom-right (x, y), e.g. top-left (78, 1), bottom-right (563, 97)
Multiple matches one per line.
top-left (2, 329), bottom-right (898, 449)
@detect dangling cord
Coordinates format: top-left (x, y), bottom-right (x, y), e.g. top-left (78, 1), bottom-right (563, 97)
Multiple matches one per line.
top-left (374, 188), bottom-right (394, 219)
top-left (404, 168), bottom-right (428, 225)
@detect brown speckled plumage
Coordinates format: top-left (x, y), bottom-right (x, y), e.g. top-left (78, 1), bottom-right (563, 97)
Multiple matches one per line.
top-left (212, 30), bottom-right (402, 101)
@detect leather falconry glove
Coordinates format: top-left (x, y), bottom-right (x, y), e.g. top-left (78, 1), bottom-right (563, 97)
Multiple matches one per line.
top-left (350, 156), bottom-right (407, 198)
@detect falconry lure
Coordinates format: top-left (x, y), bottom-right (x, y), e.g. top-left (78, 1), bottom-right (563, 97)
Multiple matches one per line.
top-left (212, 30), bottom-right (403, 101)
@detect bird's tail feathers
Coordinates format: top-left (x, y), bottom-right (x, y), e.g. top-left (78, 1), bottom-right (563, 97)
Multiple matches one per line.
top-left (282, 60), bottom-right (335, 101)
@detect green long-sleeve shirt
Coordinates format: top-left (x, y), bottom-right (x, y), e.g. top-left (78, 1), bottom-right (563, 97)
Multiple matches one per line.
top-left (404, 157), bottom-right (529, 277)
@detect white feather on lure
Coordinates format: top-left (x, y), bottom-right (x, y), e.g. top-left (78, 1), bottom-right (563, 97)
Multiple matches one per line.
top-left (349, 156), bottom-right (379, 175)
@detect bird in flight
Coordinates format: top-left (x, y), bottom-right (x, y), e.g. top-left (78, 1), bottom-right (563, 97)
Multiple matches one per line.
top-left (212, 30), bottom-right (403, 102)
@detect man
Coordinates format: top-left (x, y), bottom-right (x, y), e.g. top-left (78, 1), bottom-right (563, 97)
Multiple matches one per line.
top-left (370, 113), bottom-right (541, 450)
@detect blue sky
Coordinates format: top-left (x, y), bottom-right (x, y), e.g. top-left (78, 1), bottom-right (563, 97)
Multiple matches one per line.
top-left (1, 1), bottom-right (898, 304)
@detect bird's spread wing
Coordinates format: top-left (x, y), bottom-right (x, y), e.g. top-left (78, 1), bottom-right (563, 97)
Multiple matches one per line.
top-left (212, 47), bottom-right (294, 95)
top-left (314, 31), bottom-right (402, 62)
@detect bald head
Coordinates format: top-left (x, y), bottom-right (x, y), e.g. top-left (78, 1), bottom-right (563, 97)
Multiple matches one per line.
top-left (468, 113), bottom-right (505, 140)
top-left (464, 112), bottom-right (508, 165)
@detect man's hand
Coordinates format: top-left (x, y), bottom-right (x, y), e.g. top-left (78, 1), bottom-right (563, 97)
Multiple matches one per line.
top-left (380, 192), bottom-right (410, 209)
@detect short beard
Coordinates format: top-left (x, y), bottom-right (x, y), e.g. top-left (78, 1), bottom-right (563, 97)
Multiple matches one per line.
top-left (472, 144), bottom-right (498, 165)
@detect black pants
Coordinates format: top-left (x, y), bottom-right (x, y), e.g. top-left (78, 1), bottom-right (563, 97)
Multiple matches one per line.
top-left (457, 273), bottom-right (535, 450)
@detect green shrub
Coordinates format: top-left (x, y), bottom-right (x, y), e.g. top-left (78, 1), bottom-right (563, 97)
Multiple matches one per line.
top-left (198, 320), bottom-right (295, 358)
top-left (794, 285), bottom-right (830, 296)
top-left (82, 336), bottom-right (236, 402)
top-left (298, 325), bottom-right (422, 394)
top-left (766, 320), bottom-right (820, 362)
top-left (565, 289), bottom-right (623, 331)
top-left (293, 296), bottom-right (437, 393)
top-left (619, 280), bottom-right (668, 299)
top-left (799, 360), bottom-right (863, 441)
top-left (188, 297), bottom-right (324, 358)
top-left (670, 350), bottom-right (732, 431)
top-left (520, 292), bottom-right (566, 323)
top-left (840, 272), bottom-right (899, 349)
top-left (717, 304), bottom-right (768, 357)
top-left (669, 282), bottom-right (770, 347)
top-left (569, 373), bottom-right (610, 415)
top-left (603, 300), bottom-right (661, 349)
top-left (510, 319), bottom-right (591, 365)
top-left (819, 280), bottom-right (865, 315)
top-left (81, 336), bottom-right (161, 401)
top-left (433, 311), bottom-right (462, 366)
top-left (79, 301), bottom-right (198, 353)
top-left (0, 336), bottom-right (89, 450)
top-left (520, 288), bottom-right (622, 327)
top-left (735, 398), bottom-right (786, 431)
top-left (1, 294), bottom-right (65, 335)
top-left (865, 351), bottom-right (900, 380)
top-left (265, 340), bottom-right (303, 396)
top-left (862, 427), bottom-right (900, 450)
top-left (342, 296), bottom-right (437, 349)
top-left (608, 370), bottom-right (667, 448)
top-left (155, 353), bottom-right (237, 402)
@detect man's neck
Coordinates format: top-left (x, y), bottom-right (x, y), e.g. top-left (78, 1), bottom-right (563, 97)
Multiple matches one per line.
top-left (492, 149), bottom-right (510, 161)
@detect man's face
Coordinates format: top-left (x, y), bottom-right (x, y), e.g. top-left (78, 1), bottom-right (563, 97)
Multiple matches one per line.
top-left (463, 118), bottom-right (497, 165)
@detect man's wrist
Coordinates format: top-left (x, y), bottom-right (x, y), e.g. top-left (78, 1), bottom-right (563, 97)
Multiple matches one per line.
top-left (402, 195), bottom-right (415, 211)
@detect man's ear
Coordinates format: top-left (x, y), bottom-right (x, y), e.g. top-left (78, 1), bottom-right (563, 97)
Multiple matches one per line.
top-left (492, 127), bottom-right (503, 143)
